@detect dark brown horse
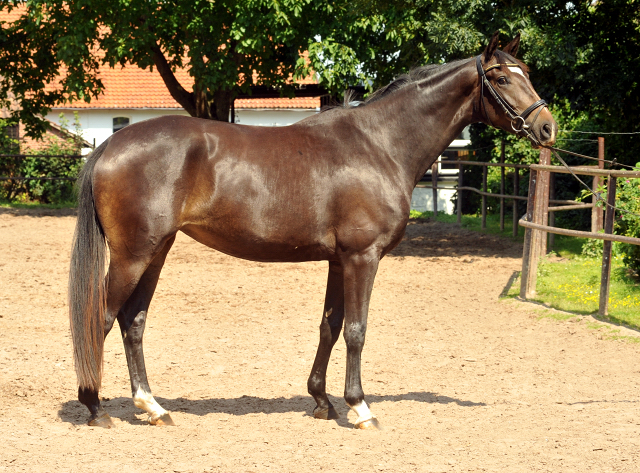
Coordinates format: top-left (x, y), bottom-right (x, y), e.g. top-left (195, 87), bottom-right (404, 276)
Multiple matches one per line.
top-left (69, 32), bottom-right (557, 429)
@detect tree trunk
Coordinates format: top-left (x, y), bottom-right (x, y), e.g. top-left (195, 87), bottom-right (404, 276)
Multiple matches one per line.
top-left (151, 44), bottom-right (233, 122)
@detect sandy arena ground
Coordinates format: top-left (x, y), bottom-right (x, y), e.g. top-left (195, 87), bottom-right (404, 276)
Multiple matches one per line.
top-left (1, 208), bottom-right (639, 473)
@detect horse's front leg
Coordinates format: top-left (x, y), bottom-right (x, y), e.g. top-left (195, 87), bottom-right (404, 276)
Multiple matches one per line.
top-left (308, 261), bottom-right (345, 420)
top-left (342, 249), bottom-right (381, 430)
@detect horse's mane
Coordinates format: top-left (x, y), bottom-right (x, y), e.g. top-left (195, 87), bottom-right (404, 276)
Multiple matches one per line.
top-left (322, 58), bottom-right (469, 112)
top-left (322, 51), bottom-right (528, 113)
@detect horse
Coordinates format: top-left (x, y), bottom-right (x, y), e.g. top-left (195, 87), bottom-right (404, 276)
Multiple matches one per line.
top-left (68, 31), bottom-right (557, 429)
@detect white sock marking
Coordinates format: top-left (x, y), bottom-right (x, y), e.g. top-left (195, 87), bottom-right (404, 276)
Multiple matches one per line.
top-left (133, 388), bottom-right (168, 420)
top-left (349, 400), bottom-right (374, 424)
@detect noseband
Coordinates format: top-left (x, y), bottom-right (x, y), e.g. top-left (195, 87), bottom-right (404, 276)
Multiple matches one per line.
top-left (476, 56), bottom-right (547, 146)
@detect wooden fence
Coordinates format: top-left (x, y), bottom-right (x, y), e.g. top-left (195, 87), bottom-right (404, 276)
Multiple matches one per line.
top-left (427, 141), bottom-right (640, 317)
top-left (520, 148), bottom-right (640, 316)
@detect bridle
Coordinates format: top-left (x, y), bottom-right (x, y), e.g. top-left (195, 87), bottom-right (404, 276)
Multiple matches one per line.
top-left (476, 55), bottom-right (547, 146)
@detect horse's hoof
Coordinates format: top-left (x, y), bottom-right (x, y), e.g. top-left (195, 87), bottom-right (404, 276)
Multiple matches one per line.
top-left (355, 417), bottom-right (381, 430)
top-left (88, 412), bottom-right (115, 428)
top-left (150, 413), bottom-right (175, 426)
top-left (314, 406), bottom-right (340, 420)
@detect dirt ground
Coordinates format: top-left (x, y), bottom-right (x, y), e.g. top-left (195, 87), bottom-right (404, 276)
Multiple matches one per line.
top-left (1, 208), bottom-right (640, 473)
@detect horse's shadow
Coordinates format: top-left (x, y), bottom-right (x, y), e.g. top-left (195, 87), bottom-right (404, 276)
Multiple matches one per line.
top-left (57, 391), bottom-right (485, 427)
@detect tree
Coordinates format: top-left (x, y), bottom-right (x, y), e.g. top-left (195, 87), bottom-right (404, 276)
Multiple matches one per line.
top-left (3, 0), bottom-right (639, 155)
top-left (0, 0), bottom-right (344, 135)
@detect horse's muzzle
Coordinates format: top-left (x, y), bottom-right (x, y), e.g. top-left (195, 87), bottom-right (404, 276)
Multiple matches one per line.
top-left (530, 111), bottom-right (557, 148)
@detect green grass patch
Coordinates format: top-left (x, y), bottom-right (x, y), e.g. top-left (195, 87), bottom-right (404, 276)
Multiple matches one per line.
top-left (414, 212), bottom-right (640, 331)
top-left (410, 210), bottom-right (526, 239)
top-left (506, 256), bottom-right (640, 331)
top-left (535, 309), bottom-right (640, 343)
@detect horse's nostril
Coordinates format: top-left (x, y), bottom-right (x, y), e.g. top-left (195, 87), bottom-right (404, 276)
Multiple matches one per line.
top-left (540, 123), bottom-right (553, 140)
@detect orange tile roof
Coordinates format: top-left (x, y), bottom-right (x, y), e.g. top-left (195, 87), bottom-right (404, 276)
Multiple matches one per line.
top-left (0, 5), bottom-right (24, 24)
top-left (1, 7), bottom-right (321, 111)
top-left (55, 66), bottom-right (195, 110)
top-left (235, 96), bottom-right (320, 109)
top-left (54, 65), bottom-right (320, 110)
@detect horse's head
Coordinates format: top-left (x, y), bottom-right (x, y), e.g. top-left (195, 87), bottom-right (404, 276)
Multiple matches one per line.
top-left (477, 31), bottom-right (557, 148)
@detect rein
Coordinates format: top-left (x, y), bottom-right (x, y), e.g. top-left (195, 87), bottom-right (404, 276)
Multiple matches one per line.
top-left (476, 56), bottom-right (547, 146)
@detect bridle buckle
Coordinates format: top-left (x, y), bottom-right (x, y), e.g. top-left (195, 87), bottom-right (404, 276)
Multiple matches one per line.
top-left (511, 116), bottom-right (528, 133)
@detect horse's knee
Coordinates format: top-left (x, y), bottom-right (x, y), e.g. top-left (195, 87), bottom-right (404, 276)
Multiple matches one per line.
top-left (343, 322), bottom-right (366, 351)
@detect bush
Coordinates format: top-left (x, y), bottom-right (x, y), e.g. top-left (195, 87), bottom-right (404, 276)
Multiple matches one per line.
top-left (0, 113), bottom-right (84, 204)
top-left (614, 169), bottom-right (640, 276)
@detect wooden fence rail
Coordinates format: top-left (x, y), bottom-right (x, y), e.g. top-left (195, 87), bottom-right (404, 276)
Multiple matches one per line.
top-left (427, 140), bottom-right (640, 317)
top-left (520, 160), bottom-right (640, 316)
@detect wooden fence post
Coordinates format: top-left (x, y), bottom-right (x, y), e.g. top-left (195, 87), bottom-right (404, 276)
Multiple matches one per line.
top-left (500, 139), bottom-right (505, 232)
top-left (457, 163), bottom-right (463, 224)
top-left (599, 176), bottom-right (617, 317)
top-left (536, 148), bottom-right (551, 256)
top-left (592, 137), bottom-right (605, 232)
top-left (548, 173), bottom-right (555, 251)
top-left (520, 169), bottom-right (539, 299)
top-left (481, 165), bottom-right (487, 229)
top-left (512, 168), bottom-right (519, 237)
top-left (431, 162), bottom-right (438, 217)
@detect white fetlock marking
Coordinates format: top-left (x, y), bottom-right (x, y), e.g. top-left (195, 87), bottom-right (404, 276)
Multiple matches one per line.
top-left (508, 66), bottom-right (525, 77)
top-left (349, 400), bottom-right (374, 425)
top-left (133, 388), bottom-right (168, 420)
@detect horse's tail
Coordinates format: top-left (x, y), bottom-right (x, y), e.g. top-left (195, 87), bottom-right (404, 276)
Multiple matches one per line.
top-left (68, 139), bottom-right (110, 392)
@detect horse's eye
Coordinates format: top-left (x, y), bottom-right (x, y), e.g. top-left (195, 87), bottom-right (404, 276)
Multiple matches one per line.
top-left (497, 77), bottom-right (508, 86)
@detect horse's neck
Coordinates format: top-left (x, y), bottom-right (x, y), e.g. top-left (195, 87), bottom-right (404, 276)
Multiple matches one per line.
top-left (364, 61), bottom-right (478, 187)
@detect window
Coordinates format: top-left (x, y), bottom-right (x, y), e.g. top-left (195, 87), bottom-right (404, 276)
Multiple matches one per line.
top-left (5, 124), bottom-right (19, 141)
top-left (113, 117), bottom-right (130, 133)
top-left (1, 124), bottom-right (19, 152)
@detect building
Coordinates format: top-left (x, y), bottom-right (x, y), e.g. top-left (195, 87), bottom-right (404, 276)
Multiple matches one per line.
top-left (46, 65), bottom-right (324, 151)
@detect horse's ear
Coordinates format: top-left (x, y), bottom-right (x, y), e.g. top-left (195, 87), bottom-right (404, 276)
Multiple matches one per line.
top-left (503, 33), bottom-right (521, 58)
top-left (483, 31), bottom-right (500, 63)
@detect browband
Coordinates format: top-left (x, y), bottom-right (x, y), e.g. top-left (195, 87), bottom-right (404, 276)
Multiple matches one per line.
top-left (483, 63), bottom-right (521, 73)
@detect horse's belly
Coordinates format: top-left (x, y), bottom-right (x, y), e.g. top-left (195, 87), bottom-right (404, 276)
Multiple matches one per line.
top-left (180, 223), bottom-right (335, 263)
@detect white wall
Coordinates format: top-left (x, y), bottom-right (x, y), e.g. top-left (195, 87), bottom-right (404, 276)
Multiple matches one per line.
top-left (46, 108), bottom-right (190, 150)
top-left (47, 107), bottom-right (319, 151)
top-left (411, 183), bottom-right (457, 214)
top-left (234, 109), bottom-right (318, 127)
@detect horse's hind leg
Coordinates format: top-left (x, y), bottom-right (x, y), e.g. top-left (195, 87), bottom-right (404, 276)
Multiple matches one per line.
top-left (308, 261), bottom-right (345, 421)
top-left (77, 235), bottom-right (175, 427)
top-left (117, 236), bottom-right (176, 426)
top-left (78, 250), bottom-right (148, 428)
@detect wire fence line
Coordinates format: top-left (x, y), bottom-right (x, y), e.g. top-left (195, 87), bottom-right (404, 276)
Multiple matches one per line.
top-left (559, 130), bottom-right (640, 135)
